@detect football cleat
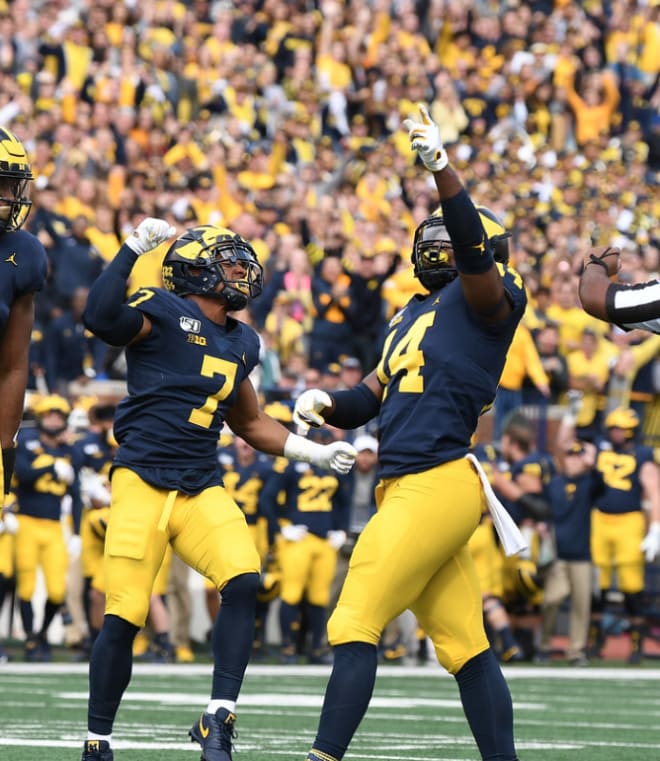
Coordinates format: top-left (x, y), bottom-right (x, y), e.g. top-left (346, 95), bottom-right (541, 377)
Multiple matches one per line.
top-left (306, 750), bottom-right (340, 761)
top-left (189, 707), bottom-right (237, 761)
top-left (176, 644), bottom-right (195, 663)
top-left (501, 645), bottom-right (525, 663)
top-left (81, 739), bottom-right (113, 761)
top-left (308, 648), bottom-right (333, 665)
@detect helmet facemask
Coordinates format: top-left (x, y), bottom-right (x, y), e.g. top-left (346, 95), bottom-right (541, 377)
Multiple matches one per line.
top-left (411, 206), bottom-right (512, 292)
top-left (411, 216), bottom-right (457, 290)
top-left (0, 176), bottom-right (33, 237)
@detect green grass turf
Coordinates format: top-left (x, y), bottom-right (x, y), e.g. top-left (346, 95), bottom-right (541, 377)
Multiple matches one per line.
top-left (1, 663), bottom-right (660, 761)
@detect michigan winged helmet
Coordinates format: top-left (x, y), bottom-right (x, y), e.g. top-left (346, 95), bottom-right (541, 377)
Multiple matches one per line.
top-left (162, 224), bottom-right (263, 311)
top-left (0, 127), bottom-right (34, 233)
top-left (412, 205), bottom-right (511, 290)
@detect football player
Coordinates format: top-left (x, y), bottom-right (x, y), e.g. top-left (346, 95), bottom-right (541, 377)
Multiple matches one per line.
top-left (491, 411), bottom-right (554, 640)
top-left (261, 426), bottom-right (350, 664)
top-left (215, 431), bottom-right (280, 656)
top-left (74, 402), bottom-right (116, 648)
top-left (79, 220), bottom-right (357, 761)
top-left (13, 394), bottom-right (82, 661)
top-left (293, 104), bottom-right (525, 761)
top-left (0, 490), bottom-right (19, 661)
top-left (0, 127), bottom-right (48, 505)
top-left (468, 441), bottom-right (524, 663)
top-left (587, 407), bottom-right (660, 663)
top-left (579, 246), bottom-right (660, 334)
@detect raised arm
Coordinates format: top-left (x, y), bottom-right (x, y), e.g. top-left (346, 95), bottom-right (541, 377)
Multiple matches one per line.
top-left (579, 246), bottom-right (660, 332)
top-left (403, 105), bottom-right (511, 321)
top-left (82, 218), bottom-right (175, 346)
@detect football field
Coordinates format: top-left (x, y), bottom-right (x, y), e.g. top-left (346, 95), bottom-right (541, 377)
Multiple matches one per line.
top-left (2, 663), bottom-right (660, 761)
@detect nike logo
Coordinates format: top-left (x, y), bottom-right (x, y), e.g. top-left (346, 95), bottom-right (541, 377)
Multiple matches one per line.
top-left (199, 717), bottom-right (209, 739)
top-left (5, 253), bottom-right (17, 266)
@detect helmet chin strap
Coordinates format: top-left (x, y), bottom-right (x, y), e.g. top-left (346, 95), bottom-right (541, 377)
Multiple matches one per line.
top-left (221, 286), bottom-right (249, 311)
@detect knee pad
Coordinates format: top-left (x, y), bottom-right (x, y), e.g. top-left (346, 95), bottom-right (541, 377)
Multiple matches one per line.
top-left (221, 572), bottom-right (259, 606)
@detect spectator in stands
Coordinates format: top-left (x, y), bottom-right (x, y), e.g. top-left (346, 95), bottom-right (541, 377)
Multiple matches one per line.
top-left (309, 252), bottom-right (357, 371)
top-left (493, 323), bottom-right (550, 441)
top-left (45, 214), bottom-right (105, 313)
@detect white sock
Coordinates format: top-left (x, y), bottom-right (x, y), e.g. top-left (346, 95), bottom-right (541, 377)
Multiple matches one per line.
top-left (207, 699), bottom-right (236, 714)
top-left (87, 732), bottom-right (111, 744)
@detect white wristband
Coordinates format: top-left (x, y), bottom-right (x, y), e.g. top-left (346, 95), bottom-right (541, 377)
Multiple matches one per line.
top-left (283, 433), bottom-right (322, 464)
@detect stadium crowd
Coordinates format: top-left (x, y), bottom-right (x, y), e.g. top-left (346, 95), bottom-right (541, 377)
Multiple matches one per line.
top-left (0, 0), bottom-right (659, 670)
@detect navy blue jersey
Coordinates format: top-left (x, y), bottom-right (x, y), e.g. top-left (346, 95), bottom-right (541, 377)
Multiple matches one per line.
top-left (218, 447), bottom-right (276, 527)
top-left (14, 431), bottom-right (81, 526)
top-left (111, 287), bottom-right (260, 493)
top-left (264, 459), bottom-right (350, 538)
top-left (72, 430), bottom-right (116, 478)
top-left (594, 441), bottom-right (656, 514)
top-left (545, 470), bottom-right (604, 561)
top-left (0, 229), bottom-right (48, 328)
top-left (502, 451), bottom-right (554, 524)
top-left (375, 265), bottom-right (526, 478)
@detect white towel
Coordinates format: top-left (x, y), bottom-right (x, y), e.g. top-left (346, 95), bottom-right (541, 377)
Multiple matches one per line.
top-left (465, 453), bottom-right (528, 557)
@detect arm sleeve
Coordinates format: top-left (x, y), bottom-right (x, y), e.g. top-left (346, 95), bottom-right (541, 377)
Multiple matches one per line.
top-left (82, 244), bottom-right (145, 346)
top-left (606, 280), bottom-right (660, 328)
top-left (440, 190), bottom-right (495, 275)
top-left (324, 382), bottom-right (381, 429)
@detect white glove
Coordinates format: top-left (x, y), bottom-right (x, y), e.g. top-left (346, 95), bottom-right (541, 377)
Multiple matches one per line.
top-left (2, 511), bottom-right (18, 535)
top-left (566, 390), bottom-right (583, 418)
top-left (327, 529), bottom-right (347, 550)
top-left (124, 217), bottom-right (176, 256)
top-left (292, 389), bottom-right (332, 433)
top-left (84, 474), bottom-right (111, 506)
top-left (641, 522), bottom-right (660, 563)
top-left (284, 433), bottom-right (357, 475)
top-left (54, 459), bottom-right (75, 485)
top-left (67, 533), bottom-right (82, 560)
top-left (403, 104), bottom-right (448, 172)
top-left (281, 524), bottom-right (308, 542)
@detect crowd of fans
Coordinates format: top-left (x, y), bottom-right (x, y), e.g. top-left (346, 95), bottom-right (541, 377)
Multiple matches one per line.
top-left (0, 0), bottom-right (659, 663)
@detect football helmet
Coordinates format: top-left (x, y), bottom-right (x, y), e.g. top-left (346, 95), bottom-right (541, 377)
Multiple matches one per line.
top-left (256, 569), bottom-right (281, 603)
top-left (411, 205), bottom-right (511, 290)
top-left (514, 558), bottom-right (544, 604)
top-left (264, 401), bottom-right (294, 425)
top-left (605, 406), bottom-right (639, 437)
top-left (162, 225), bottom-right (263, 310)
top-left (32, 394), bottom-right (72, 418)
top-left (0, 127), bottom-right (33, 233)
top-left (32, 394), bottom-right (72, 436)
